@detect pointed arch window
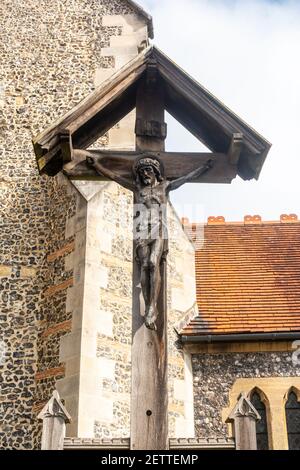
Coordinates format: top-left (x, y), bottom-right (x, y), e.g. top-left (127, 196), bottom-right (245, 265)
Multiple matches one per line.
top-left (250, 391), bottom-right (269, 450)
top-left (285, 391), bottom-right (300, 450)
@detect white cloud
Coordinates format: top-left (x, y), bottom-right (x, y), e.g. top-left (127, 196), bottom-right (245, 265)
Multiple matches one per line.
top-left (138, 0), bottom-right (300, 222)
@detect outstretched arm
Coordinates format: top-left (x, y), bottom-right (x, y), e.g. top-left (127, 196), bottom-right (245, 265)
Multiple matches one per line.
top-left (167, 159), bottom-right (214, 193)
top-left (85, 154), bottom-right (134, 191)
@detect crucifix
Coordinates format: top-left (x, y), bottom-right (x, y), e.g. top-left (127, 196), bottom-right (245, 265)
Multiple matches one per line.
top-left (85, 154), bottom-right (213, 331)
top-left (33, 45), bottom-right (270, 451)
top-left (73, 73), bottom-right (214, 449)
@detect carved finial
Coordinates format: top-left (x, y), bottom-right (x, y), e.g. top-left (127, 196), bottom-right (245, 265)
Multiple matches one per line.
top-left (38, 390), bottom-right (71, 423)
top-left (226, 392), bottom-right (261, 422)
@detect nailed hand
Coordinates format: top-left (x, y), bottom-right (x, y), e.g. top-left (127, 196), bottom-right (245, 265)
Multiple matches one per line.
top-left (205, 158), bottom-right (214, 169)
top-left (86, 156), bottom-right (95, 167)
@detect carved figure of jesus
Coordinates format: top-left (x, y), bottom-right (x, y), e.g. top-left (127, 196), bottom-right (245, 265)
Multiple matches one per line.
top-left (87, 155), bottom-right (214, 331)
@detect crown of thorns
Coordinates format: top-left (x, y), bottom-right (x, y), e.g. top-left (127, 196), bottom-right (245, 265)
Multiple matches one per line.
top-left (134, 157), bottom-right (162, 173)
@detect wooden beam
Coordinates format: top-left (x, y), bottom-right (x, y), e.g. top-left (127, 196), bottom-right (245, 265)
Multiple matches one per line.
top-left (37, 144), bottom-right (61, 173)
top-left (130, 74), bottom-right (168, 450)
top-left (228, 133), bottom-right (243, 165)
top-left (64, 150), bottom-right (236, 184)
top-left (135, 68), bottom-right (166, 152)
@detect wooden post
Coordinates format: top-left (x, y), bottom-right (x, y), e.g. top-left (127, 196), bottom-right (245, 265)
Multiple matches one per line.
top-left (226, 392), bottom-right (261, 451)
top-left (130, 69), bottom-right (168, 450)
top-left (38, 390), bottom-right (71, 450)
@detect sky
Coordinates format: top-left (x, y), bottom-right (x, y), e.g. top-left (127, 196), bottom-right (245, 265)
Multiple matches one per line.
top-left (136, 0), bottom-right (300, 222)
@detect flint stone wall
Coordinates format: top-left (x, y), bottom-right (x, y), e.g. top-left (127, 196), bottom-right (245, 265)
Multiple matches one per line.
top-left (0, 0), bottom-right (148, 449)
top-left (192, 351), bottom-right (300, 440)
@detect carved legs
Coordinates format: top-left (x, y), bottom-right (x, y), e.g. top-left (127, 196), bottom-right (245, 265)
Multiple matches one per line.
top-left (146, 263), bottom-right (161, 330)
top-left (139, 246), bottom-right (151, 309)
top-left (137, 240), bottom-right (164, 331)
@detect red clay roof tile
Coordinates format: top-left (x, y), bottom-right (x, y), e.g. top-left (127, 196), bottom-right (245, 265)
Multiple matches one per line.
top-left (180, 216), bottom-right (300, 336)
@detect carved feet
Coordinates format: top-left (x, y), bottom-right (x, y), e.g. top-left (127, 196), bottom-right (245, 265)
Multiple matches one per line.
top-left (145, 305), bottom-right (158, 331)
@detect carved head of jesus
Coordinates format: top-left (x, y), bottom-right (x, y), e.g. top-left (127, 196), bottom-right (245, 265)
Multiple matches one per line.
top-left (134, 157), bottom-right (164, 186)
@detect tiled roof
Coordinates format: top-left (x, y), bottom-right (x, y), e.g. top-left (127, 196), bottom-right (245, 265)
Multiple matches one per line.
top-left (179, 214), bottom-right (300, 337)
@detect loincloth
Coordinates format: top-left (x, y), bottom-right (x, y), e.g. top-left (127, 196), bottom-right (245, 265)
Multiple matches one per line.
top-left (134, 231), bottom-right (169, 263)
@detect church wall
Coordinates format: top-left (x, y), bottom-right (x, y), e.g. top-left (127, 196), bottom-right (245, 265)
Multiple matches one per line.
top-left (0, 0), bottom-right (149, 449)
top-left (192, 351), bottom-right (300, 448)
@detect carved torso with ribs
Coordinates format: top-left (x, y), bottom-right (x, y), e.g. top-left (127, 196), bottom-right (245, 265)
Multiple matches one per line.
top-left (134, 181), bottom-right (168, 244)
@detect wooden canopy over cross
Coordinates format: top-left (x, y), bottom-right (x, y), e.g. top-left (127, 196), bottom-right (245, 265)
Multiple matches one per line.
top-left (33, 46), bottom-right (270, 181)
top-left (33, 45), bottom-right (271, 451)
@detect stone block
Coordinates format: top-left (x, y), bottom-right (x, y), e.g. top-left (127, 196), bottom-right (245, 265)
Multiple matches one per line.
top-left (173, 379), bottom-right (186, 402)
top-left (115, 54), bottom-right (137, 70)
top-left (175, 417), bottom-right (195, 439)
top-left (65, 252), bottom-right (74, 272)
top-left (94, 68), bottom-right (116, 87)
top-left (20, 266), bottom-right (36, 277)
top-left (65, 356), bottom-right (81, 377)
top-left (119, 110), bottom-right (136, 125)
top-left (171, 287), bottom-right (194, 312)
top-left (101, 46), bottom-right (138, 57)
top-left (66, 420), bottom-right (79, 439)
top-left (15, 96), bottom-right (24, 107)
top-left (62, 395), bottom-right (79, 426)
top-left (84, 264), bottom-right (109, 289)
top-left (99, 232), bottom-right (112, 255)
top-left (97, 357), bottom-right (116, 381)
top-left (81, 332), bottom-right (98, 359)
top-left (70, 283), bottom-right (84, 312)
top-left (65, 216), bottom-right (75, 239)
top-left (59, 331), bottom-right (81, 362)
top-left (108, 128), bottom-right (135, 151)
top-left (0, 265), bottom-right (12, 277)
top-left (110, 35), bottom-right (141, 48)
top-left (81, 395), bottom-right (114, 423)
top-left (96, 310), bottom-right (114, 337)
top-left (73, 261), bottom-right (85, 285)
top-left (80, 371), bottom-right (102, 396)
top-left (56, 374), bottom-right (80, 399)
top-left (73, 181), bottom-right (106, 202)
top-left (75, 205), bottom-right (88, 233)
top-left (77, 417), bottom-right (95, 439)
top-left (183, 274), bottom-right (196, 297)
top-left (71, 286), bottom-right (100, 332)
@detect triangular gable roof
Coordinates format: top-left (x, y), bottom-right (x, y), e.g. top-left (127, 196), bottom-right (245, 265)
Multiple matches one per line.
top-left (33, 46), bottom-right (271, 179)
top-left (126, 0), bottom-right (154, 39)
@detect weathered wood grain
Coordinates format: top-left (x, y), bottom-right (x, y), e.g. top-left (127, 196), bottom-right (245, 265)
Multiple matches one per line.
top-left (130, 74), bottom-right (168, 450)
top-left (33, 46), bottom-right (271, 180)
top-left (38, 391), bottom-right (71, 450)
top-left (226, 393), bottom-right (260, 451)
top-left (65, 150), bottom-right (235, 184)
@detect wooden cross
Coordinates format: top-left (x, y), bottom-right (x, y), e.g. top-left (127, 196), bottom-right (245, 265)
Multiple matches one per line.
top-left (73, 76), bottom-right (215, 450)
top-left (33, 45), bottom-right (270, 451)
